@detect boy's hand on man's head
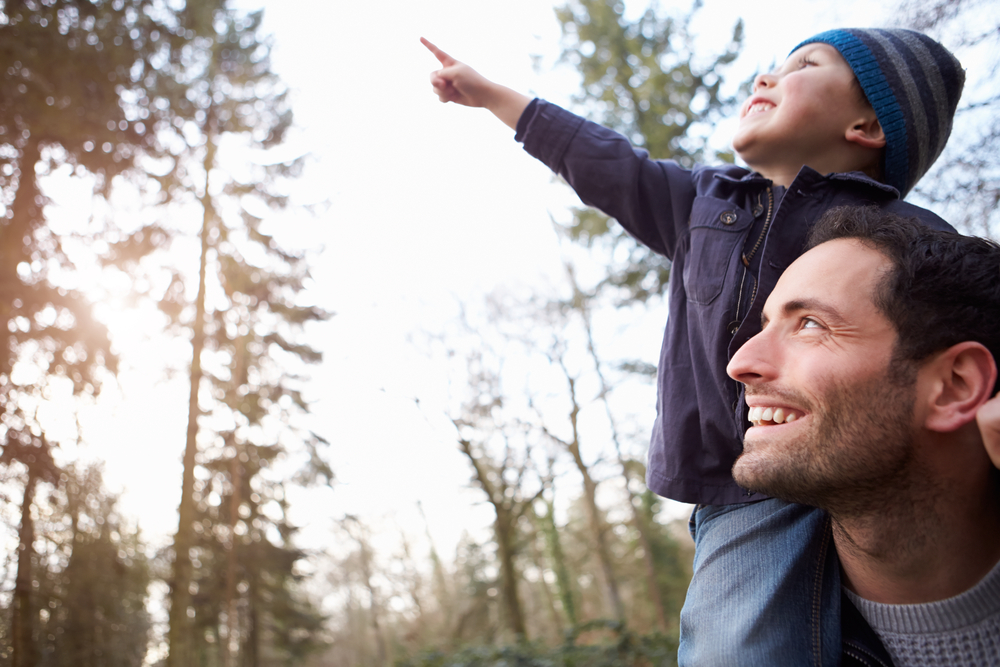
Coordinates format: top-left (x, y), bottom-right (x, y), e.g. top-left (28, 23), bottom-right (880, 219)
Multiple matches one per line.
top-left (976, 392), bottom-right (1000, 469)
top-left (421, 37), bottom-right (531, 130)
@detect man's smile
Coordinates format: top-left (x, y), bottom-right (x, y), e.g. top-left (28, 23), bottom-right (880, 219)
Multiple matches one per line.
top-left (747, 405), bottom-right (803, 427)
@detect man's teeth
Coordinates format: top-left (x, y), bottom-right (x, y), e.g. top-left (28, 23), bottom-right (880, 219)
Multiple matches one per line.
top-left (747, 406), bottom-right (800, 425)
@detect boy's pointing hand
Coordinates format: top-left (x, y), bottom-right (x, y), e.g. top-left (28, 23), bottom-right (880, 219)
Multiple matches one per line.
top-left (421, 37), bottom-right (493, 108)
top-left (420, 37), bottom-right (531, 130)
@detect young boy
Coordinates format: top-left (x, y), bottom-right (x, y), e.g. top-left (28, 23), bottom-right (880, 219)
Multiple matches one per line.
top-left (424, 29), bottom-right (964, 665)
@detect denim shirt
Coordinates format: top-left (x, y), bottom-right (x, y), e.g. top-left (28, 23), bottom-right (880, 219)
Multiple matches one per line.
top-left (516, 99), bottom-right (955, 505)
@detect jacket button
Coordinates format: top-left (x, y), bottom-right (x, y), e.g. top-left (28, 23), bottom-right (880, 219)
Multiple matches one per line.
top-left (727, 321), bottom-right (739, 335)
top-left (720, 211), bottom-right (737, 225)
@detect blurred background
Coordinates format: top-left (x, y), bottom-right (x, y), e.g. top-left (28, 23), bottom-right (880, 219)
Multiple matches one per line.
top-left (1, 0), bottom-right (996, 664)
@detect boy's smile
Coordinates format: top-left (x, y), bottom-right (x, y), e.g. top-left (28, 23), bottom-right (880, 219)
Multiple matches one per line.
top-left (743, 99), bottom-right (775, 118)
top-left (732, 43), bottom-right (883, 187)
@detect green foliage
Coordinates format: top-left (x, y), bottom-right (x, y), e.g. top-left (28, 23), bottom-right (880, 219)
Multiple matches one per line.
top-left (536, 498), bottom-right (579, 628)
top-left (0, 465), bottom-right (150, 667)
top-left (47, 466), bottom-right (151, 667)
top-left (636, 490), bottom-right (691, 627)
top-left (398, 623), bottom-right (679, 667)
top-left (0, 0), bottom-right (174, 198)
top-left (554, 0), bottom-right (744, 303)
top-left (185, 439), bottom-right (327, 664)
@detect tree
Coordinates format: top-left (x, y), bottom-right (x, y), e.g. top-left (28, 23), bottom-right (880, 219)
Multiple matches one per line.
top-left (49, 465), bottom-right (151, 667)
top-left (453, 351), bottom-right (545, 642)
top-left (560, 264), bottom-right (674, 631)
top-left (555, 0), bottom-right (744, 302)
top-left (0, 463), bottom-right (151, 666)
top-left (539, 350), bottom-right (625, 626)
top-left (142, 4), bottom-right (331, 664)
top-left (532, 469), bottom-right (579, 630)
top-left (0, 3), bottom-right (179, 663)
top-left (891, 0), bottom-right (1000, 237)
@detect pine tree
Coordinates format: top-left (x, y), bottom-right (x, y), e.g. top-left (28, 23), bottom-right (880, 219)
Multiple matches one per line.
top-left (145, 4), bottom-right (330, 664)
top-left (0, 3), bottom-right (177, 663)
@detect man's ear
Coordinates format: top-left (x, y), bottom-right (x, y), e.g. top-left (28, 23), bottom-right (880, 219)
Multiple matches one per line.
top-left (846, 116), bottom-right (886, 149)
top-left (922, 342), bottom-right (998, 433)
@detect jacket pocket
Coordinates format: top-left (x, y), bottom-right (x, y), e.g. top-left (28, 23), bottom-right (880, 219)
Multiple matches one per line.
top-left (682, 197), bottom-right (754, 305)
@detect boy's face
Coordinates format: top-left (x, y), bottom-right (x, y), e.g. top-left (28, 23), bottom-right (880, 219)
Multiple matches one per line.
top-left (732, 43), bottom-right (874, 176)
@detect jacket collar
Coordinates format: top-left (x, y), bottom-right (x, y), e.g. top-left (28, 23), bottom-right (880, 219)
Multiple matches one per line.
top-left (713, 166), bottom-right (901, 198)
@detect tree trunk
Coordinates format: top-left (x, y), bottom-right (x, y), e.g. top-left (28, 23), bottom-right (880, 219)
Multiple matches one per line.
top-left (494, 511), bottom-right (527, 640)
top-left (458, 436), bottom-right (530, 641)
top-left (537, 496), bottom-right (578, 627)
top-left (224, 452), bottom-right (241, 667)
top-left (168, 114), bottom-right (217, 667)
top-left (573, 450), bottom-right (626, 623)
top-left (527, 520), bottom-right (562, 640)
top-left (1, 138), bottom-right (41, 379)
top-left (556, 372), bottom-right (626, 624)
top-left (12, 468), bottom-right (39, 667)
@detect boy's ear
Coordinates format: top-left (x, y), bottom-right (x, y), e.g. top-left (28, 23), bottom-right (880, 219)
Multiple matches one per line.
top-left (921, 342), bottom-right (998, 433)
top-left (846, 116), bottom-right (886, 149)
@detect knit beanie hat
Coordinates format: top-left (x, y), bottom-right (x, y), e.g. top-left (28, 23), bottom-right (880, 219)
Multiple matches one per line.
top-left (792, 29), bottom-right (964, 196)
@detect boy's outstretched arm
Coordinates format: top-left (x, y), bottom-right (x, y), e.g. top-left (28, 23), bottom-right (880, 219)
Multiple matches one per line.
top-left (421, 37), bottom-right (531, 131)
top-left (976, 392), bottom-right (1000, 469)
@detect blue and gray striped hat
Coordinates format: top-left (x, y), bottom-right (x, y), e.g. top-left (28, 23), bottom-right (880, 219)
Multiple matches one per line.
top-left (792, 29), bottom-right (964, 197)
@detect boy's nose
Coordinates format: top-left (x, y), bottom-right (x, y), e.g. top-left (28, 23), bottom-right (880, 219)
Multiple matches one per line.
top-left (753, 72), bottom-right (777, 92)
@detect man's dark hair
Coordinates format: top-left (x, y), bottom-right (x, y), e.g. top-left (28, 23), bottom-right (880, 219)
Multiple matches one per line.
top-left (806, 206), bottom-right (1000, 387)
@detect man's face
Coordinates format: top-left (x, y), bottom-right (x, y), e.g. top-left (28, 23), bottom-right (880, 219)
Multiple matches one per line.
top-left (726, 239), bottom-right (917, 512)
top-left (732, 43), bottom-right (873, 174)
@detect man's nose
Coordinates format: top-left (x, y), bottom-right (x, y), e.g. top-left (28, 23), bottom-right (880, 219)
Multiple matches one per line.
top-left (727, 332), bottom-right (776, 384)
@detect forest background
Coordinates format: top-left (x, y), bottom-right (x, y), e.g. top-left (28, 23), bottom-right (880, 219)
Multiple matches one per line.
top-left (1, 0), bottom-right (997, 665)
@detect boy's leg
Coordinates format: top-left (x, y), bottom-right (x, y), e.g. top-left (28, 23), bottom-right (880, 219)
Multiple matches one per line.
top-left (677, 499), bottom-right (840, 667)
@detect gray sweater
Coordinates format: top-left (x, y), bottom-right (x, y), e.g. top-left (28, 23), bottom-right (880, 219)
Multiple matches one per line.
top-left (845, 559), bottom-right (1000, 666)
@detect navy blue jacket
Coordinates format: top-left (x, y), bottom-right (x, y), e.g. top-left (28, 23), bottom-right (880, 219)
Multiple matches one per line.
top-left (516, 99), bottom-right (955, 505)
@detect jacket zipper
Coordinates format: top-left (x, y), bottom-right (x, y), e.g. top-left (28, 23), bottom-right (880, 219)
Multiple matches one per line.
top-left (732, 187), bottom-right (773, 328)
top-left (743, 186), bottom-right (774, 306)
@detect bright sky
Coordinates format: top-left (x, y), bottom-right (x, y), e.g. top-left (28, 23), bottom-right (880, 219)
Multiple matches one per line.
top-left (54, 0), bottom-right (894, 576)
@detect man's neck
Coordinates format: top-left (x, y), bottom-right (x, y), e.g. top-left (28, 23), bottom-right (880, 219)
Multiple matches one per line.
top-left (833, 473), bottom-right (1000, 605)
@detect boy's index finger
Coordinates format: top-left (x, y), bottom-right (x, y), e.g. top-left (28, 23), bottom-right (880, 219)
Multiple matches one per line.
top-left (420, 37), bottom-right (456, 67)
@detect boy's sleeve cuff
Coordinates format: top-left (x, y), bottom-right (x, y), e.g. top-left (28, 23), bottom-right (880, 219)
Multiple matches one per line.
top-left (515, 99), bottom-right (587, 171)
top-left (513, 97), bottom-right (541, 142)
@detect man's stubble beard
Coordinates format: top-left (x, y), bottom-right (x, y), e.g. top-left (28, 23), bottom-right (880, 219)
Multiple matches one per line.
top-left (733, 370), bottom-right (917, 517)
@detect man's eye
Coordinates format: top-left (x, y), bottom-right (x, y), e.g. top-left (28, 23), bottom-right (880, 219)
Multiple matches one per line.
top-left (802, 317), bottom-right (822, 329)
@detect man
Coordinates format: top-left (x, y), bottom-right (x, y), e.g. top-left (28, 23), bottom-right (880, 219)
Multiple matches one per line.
top-left (726, 205), bottom-right (1000, 667)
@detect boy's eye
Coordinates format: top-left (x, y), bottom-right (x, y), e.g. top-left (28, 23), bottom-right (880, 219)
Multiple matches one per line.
top-left (798, 57), bottom-right (818, 68)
